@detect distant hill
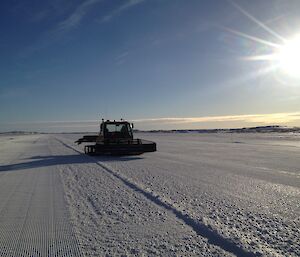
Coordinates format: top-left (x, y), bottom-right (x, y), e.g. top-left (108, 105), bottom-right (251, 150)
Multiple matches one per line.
top-left (0, 131), bottom-right (40, 135)
top-left (137, 125), bottom-right (300, 134)
top-left (1, 126), bottom-right (300, 135)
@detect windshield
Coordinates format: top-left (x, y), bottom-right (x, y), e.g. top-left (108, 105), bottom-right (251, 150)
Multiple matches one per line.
top-left (106, 124), bottom-right (128, 132)
top-left (104, 123), bottom-right (132, 138)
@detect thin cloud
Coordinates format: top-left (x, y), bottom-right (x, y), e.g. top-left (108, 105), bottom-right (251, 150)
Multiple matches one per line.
top-left (133, 112), bottom-right (300, 125)
top-left (100, 0), bottom-right (145, 23)
top-left (116, 51), bottom-right (129, 60)
top-left (21, 0), bottom-right (144, 58)
top-left (30, 9), bottom-right (51, 23)
top-left (2, 112), bottom-right (300, 133)
top-left (19, 0), bottom-right (103, 58)
top-left (11, 112), bottom-right (300, 126)
top-left (57, 0), bottom-right (102, 32)
top-left (115, 51), bottom-right (130, 65)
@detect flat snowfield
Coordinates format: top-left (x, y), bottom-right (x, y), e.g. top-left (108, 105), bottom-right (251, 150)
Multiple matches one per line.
top-left (0, 133), bottom-right (299, 256)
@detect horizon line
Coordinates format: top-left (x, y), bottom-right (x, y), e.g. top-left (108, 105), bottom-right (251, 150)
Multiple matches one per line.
top-left (1, 111), bottom-right (300, 125)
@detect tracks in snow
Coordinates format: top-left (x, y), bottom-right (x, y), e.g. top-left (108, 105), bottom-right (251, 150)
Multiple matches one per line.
top-left (0, 139), bottom-right (83, 257)
top-left (57, 138), bottom-right (261, 257)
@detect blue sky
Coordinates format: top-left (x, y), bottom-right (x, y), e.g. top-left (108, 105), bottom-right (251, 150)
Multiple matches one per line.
top-left (1, 0), bottom-right (300, 132)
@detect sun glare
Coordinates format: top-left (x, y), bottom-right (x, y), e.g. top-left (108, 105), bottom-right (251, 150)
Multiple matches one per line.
top-left (227, 1), bottom-right (300, 83)
top-left (277, 35), bottom-right (300, 78)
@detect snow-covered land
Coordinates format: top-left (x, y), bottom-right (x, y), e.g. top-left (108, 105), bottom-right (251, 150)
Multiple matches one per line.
top-left (0, 133), bottom-right (299, 256)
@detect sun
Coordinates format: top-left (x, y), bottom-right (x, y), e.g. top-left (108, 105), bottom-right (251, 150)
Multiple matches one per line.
top-left (225, 1), bottom-right (300, 84)
top-left (277, 35), bottom-right (300, 78)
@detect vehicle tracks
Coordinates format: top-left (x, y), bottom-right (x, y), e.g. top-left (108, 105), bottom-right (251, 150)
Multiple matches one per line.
top-left (0, 138), bottom-right (83, 257)
top-left (57, 138), bottom-right (261, 257)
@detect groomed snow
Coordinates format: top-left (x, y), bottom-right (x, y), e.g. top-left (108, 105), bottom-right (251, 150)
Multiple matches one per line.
top-left (0, 132), bottom-right (299, 256)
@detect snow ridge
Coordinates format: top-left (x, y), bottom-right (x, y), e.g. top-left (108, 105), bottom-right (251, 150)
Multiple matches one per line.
top-left (57, 139), bottom-right (261, 257)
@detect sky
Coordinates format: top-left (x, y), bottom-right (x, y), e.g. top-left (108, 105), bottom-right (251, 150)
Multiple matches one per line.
top-left (1, 0), bottom-right (300, 132)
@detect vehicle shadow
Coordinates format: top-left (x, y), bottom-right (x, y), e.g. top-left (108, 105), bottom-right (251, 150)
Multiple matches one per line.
top-left (0, 154), bottom-right (142, 172)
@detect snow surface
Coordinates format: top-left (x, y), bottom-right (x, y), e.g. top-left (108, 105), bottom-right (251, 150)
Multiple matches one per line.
top-left (0, 133), bottom-right (299, 256)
